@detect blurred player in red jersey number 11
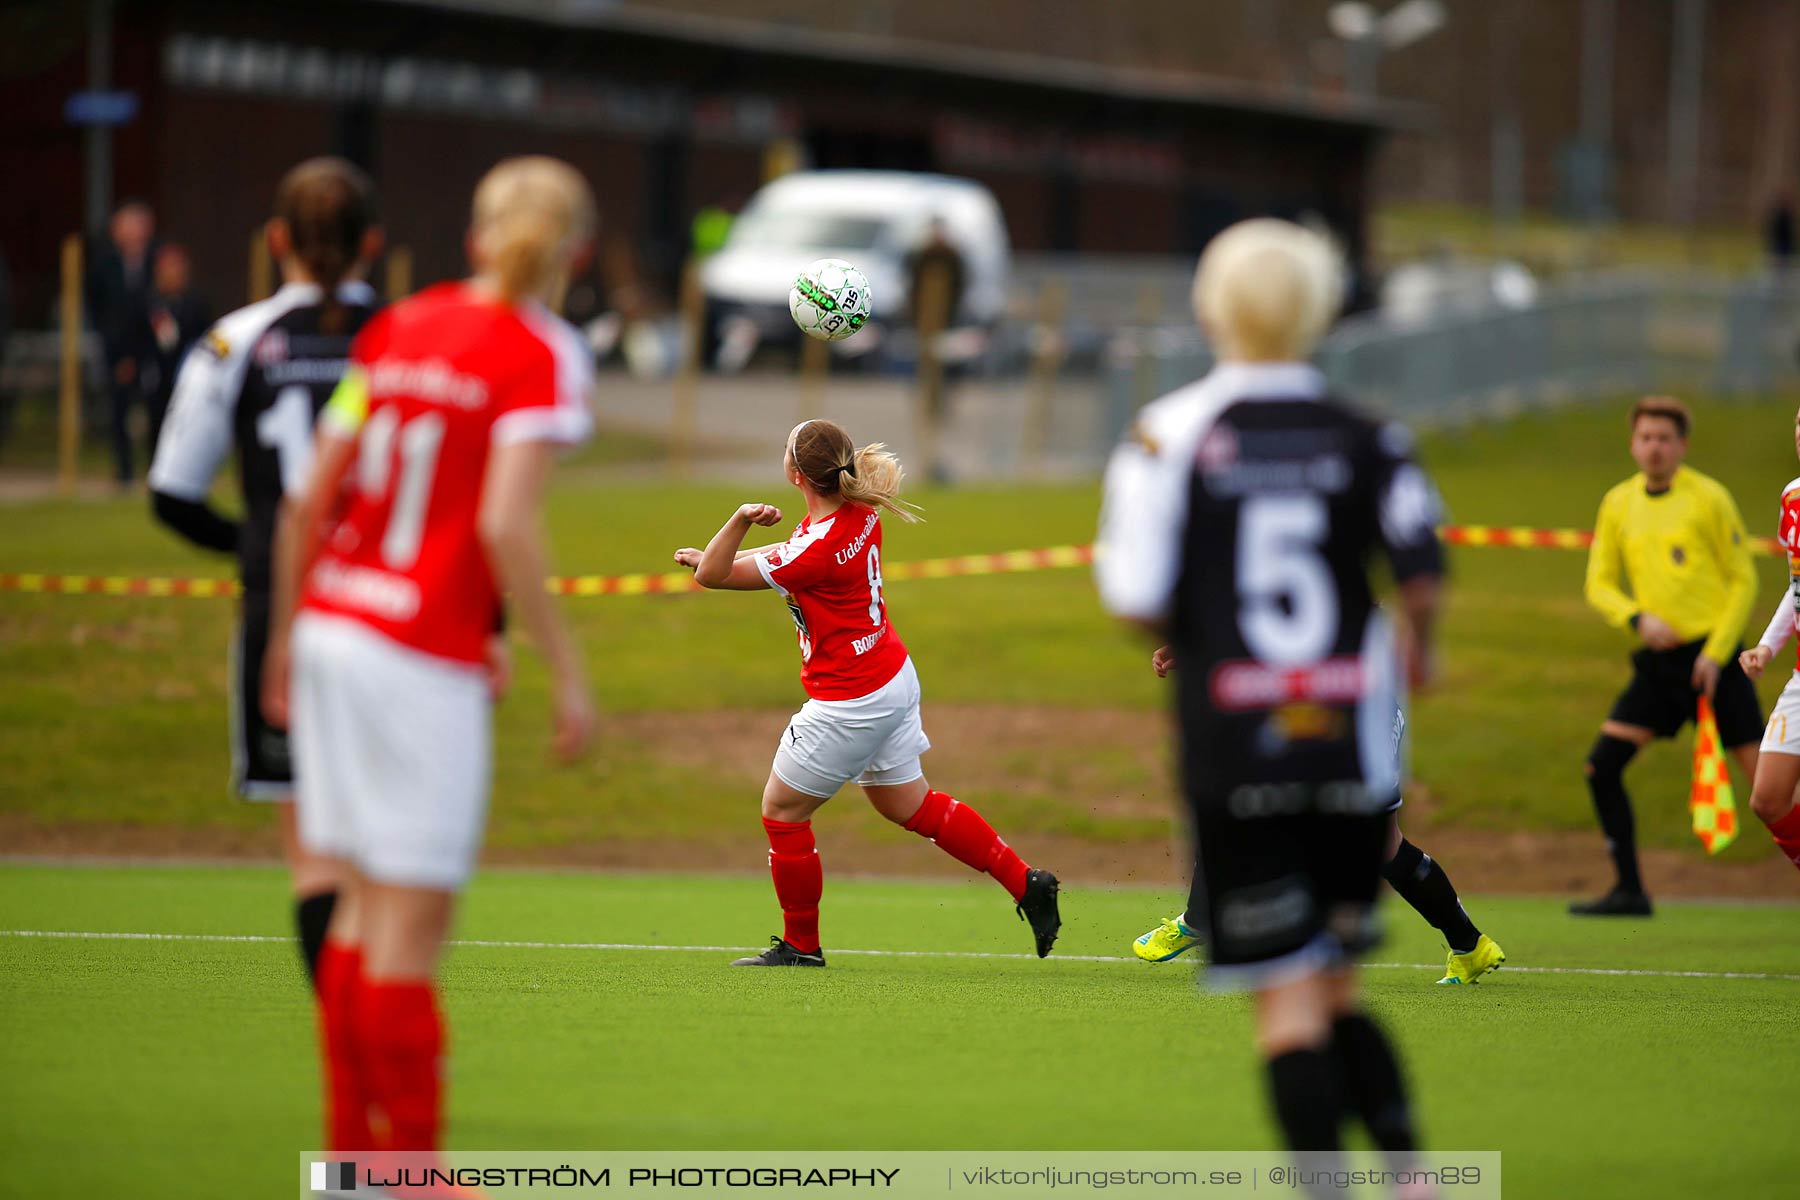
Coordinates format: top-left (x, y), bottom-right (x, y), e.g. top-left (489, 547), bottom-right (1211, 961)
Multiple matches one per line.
top-left (262, 156), bottom-right (600, 1189)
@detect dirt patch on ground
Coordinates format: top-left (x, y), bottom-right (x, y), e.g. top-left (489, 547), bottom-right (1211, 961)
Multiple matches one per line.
top-left (5, 705), bottom-right (1796, 901)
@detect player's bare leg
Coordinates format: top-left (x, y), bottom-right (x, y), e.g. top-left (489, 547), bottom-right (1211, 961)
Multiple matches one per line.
top-left (735, 772), bottom-right (831, 966)
top-left (1572, 720), bottom-right (1655, 915)
top-left (278, 799), bottom-right (343, 987)
top-left (1748, 751), bottom-right (1800, 870)
top-left (864, 775), bottom-right (1061, 957)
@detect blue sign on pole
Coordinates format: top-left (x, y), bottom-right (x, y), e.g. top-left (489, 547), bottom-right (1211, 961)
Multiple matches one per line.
top-left (65, 90), bottom-right (139, 127)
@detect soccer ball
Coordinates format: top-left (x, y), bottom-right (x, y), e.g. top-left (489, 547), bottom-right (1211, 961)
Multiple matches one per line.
top-left (789, 258), bottom-right (872, 342)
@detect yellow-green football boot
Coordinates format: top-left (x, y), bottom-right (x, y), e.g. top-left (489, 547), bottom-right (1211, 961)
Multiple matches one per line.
top-left (1437, 933), bottom-right (1505, 985)
top-left (1132, 915), bottom-right (1204, 963)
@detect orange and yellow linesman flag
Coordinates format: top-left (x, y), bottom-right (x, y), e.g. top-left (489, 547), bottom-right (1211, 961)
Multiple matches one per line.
top-left (1690, 696), bottom-right (1738, 855)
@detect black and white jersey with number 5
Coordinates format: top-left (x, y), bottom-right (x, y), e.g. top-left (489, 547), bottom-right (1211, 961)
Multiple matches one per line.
top-left (1096, 361), bottom-right (1444, 803)
top-left (149, 281), bottom-right (378, 594)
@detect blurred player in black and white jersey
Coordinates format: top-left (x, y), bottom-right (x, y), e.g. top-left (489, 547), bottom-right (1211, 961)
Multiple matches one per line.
top-left (148, 158), bottom-right (382, 990)
top-left (1097, 219), bottom-right (1443, 1169)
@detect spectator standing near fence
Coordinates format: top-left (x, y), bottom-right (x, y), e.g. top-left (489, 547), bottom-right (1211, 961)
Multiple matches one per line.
top-left (906, 217), bottom-right (966, 483)
top-left (1576, 397), bottom-right (1760, 916)
top-left (145, 244), bottom-right (212, 460)
top-left (86, 201), bottom-right (160, 486)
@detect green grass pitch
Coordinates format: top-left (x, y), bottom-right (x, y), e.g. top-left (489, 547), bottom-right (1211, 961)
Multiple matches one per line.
top-left (1, 863), bottom-right (1794, 1199)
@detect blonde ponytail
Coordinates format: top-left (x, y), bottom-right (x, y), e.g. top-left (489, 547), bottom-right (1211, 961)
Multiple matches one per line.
top-left (839, 442), bottom-right (923, 523)
top-left (471, 156), bottom-right (597, 306)
top-left (787, 420), bottom-right (924, 523)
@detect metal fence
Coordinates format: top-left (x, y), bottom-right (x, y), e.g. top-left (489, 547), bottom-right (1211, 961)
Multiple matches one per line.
top-left (1100, 271), bottom-right (1800, 448)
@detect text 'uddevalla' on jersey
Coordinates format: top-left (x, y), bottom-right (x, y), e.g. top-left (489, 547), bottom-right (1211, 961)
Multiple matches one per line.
top-left (754, 502), bottom-right (910, 701)
top-left (1096, 362), bottom-right (1444, 803)
top-left (300, 282), bottom-right (594, 666)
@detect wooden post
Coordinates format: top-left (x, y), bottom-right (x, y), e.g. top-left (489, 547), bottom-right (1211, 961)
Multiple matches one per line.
top-left (1023, 277), bottom-right (1068, 476)
top-left (914, 260), bottom-right (950, 480)
top-left (798, 333), bottom-right (828, 424)
top-left (248, 225), bottom-right (272, 304)
top-left (384, 245), bottom-right (413, 303)
top-left (1132, 280), bottom-right (1160, 413)
top-left (671, 259), bottom-right (703, 474)
top-left (57, 234), bottom-right (83, 496)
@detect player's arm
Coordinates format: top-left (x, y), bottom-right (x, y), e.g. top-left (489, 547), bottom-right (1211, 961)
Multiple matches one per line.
top-left (677, 504), bottom-right (784, 589)
top-left (147, 332), bottom-right (241, 553)
top-left (1741, 585), bottom-right (1793, 680)
top-left (1700, 485), bottom-right (1756, 667)
top-left (1373, 426), bottom-right (1446, 688)
top-left (1583, 490), bottom-right (1645, 633)
top-left (261, 426), bottom-right (358, 730)
top-left (1095, 415), bottom-right (1187, 639)
top-left (480, 440), bottom-right (594, 762)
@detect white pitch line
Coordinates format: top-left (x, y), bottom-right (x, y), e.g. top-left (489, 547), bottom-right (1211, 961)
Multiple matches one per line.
top-left (5, 929), bottom-right (1799, 982)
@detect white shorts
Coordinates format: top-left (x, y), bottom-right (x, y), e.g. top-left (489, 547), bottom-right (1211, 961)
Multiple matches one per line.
top-left (290, 612), bottom-right (492, 891)
top-left (1762, 672), bottom-right (1800, 755)
top-left (772, 657), bottom-right (932, 799)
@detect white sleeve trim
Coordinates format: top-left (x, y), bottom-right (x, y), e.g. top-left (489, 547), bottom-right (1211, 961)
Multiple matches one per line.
top-left (754, 552), bottom-right (787, 596)
top-left (1094, 391), bottom-right (1214, 622)
top-left (1758, 589), bottom-right (1795, 657)
top-left (505, 304), bottom-right (596, 448)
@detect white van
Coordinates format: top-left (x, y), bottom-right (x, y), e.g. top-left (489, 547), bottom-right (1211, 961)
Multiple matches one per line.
top-left (701, 170), bottom-right (1010, 354)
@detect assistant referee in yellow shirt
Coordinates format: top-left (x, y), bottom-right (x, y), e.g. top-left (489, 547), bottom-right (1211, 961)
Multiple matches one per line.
top-left (1578, 396), bottom-right (1760, 915)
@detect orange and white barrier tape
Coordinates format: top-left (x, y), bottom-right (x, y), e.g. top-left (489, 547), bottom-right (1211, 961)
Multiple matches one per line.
top-left (0, 527), bottom-right (1782, 600)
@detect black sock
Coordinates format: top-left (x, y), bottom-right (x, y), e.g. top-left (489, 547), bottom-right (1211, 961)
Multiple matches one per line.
top-left (295, 891), bottom-right (337, 990)
top-left (1265, 1047), bottom-right (1343, 1151)
top-left (1586, 735), bottom-right (1643, 893)
top-left (1330, 1013), bottom-right (1416, 1158)
top-left (1382, 838), bottom-right (1481, 954)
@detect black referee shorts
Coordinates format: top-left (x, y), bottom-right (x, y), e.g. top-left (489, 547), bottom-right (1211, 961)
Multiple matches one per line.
top-left (1189, 793), bottom-right (1389, 992)
top-left (1608, 638), bottom-right (1762, 747)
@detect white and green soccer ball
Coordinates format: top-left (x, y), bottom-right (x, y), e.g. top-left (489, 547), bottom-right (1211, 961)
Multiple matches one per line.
top-left (789, 258), bottom-right (872, 342)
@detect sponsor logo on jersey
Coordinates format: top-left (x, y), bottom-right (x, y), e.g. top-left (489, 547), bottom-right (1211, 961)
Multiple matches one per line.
top-left (310, 559), bottom-right (422, 622)
top-left (1195, 424), bottom-right (1238, 471)
top-left (366, 358), bottom-right (491, 410)
top-left (851, 626), bottom-right (888, 656)
top-left (1209, 655), bottom-right (1364, 711)
top-left (202, 329), bottom-right (231, 359)
top-left (253, 328), bottom-right (290, 365)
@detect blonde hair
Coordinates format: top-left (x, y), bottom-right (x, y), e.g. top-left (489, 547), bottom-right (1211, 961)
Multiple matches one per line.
top-left (787, 419), bottom-right (923, 523)
top-left (471, 156), bottom-right (597, 305)
top-left (1192, 218), bottom-right (1343, 362)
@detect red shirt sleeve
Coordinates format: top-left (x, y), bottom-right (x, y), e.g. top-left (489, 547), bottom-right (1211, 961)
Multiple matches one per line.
top-left (755, 520), bottom-right (833, 595)
top-left (489, 310), bottom-right (595, 447)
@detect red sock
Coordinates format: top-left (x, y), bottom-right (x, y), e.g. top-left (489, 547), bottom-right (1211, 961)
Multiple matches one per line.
top-left (903, 790), bottom-right (1030, 901)
top-left (362, 980), bottom-right (444, 1153)
top-left (317, 941), bottom-right (375, 1151)
top-left (1764, 803), bottom-right (1800, 871)
top-left (763, 816), bottom-right (823, 953)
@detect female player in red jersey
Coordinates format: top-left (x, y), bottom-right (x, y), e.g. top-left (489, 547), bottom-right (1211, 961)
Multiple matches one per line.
top-left (675, 419), bottom-right (1061, 965)
top-left (262, 156), bottom-right (599, 1174)
top-left (1737, 403), bottom-right (1800, 874)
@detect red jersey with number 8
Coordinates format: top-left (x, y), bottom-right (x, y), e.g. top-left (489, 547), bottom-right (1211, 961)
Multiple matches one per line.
top-left (754, 503), bottom-right (908, 700)
top-left (301, 282), bottom-right (594, 666)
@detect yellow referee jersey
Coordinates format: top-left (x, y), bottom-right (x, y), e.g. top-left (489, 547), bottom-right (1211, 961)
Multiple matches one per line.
top-left (1584, 465), bottom-right (1755, 663)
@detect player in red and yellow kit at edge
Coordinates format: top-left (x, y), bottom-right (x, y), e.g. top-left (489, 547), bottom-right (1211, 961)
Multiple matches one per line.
top-left (262, 157), bottom-right (600, 1194)
top-left (673, 419), bottom-right (1062, 965)
top-left (1736, 403), bottom-right (1800, 873)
